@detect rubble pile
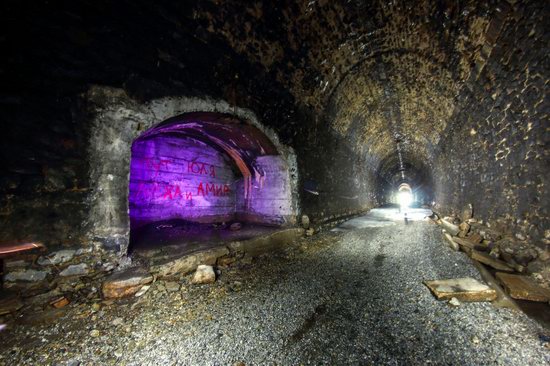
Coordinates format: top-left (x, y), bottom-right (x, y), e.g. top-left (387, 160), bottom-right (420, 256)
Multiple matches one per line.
top-left (430, 204), bottom-right (550, 303)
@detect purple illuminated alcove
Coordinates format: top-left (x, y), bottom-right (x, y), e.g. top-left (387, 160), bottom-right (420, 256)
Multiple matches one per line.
top-left (128, 112), bottom-right (294, 253)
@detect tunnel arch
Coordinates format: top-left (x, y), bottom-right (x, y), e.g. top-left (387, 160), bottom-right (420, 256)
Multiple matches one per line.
top-left (128, 112), bottom-right (297, 249)
top-left (86, 88), bottom-right (299, 256)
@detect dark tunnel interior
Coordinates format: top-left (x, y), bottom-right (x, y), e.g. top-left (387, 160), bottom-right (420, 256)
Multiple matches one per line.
top-left (0, 0), bottom-right (548, 364)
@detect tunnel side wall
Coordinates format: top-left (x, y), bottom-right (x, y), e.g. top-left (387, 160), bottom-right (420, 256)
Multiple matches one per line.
top-left (433, 1), bottom-right (549, 246)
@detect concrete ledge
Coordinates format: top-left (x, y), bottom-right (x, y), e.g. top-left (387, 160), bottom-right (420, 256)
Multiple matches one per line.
top-left (149, 227), bottom-right (304, 279)
top-left (228, 228), bottom-right (304, 257)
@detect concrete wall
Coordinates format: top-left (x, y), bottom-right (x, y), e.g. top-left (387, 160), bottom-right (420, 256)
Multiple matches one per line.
top-left (129, 135), bottom-right (237, 228)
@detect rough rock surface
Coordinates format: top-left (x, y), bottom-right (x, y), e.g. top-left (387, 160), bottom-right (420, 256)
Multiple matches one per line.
top-left (191, 265), bottom-right (216, 285)
top-left (0, 208), bottom-right (547, 365)
top-left (102, 267), bottom-right (153, 299)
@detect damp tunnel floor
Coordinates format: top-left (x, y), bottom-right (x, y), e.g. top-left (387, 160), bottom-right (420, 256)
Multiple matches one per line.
top-left (1, 208), bottom-right (548, 365)
top-left (129, 220), bottom-right (282, 259)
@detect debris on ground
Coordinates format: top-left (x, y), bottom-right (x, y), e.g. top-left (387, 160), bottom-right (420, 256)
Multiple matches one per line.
top-left (496, 272), bottom-right (550, 302)
top-left (471, 250), bottom-right (514, 272)
top-left (191, 265), bottom-right (216, 284)
top-left (424, 277), bottom-right (497, 302)
top-left (102, 267), bottom-right (153, 299)
top-left (50, 296), bottom-right (69, 308)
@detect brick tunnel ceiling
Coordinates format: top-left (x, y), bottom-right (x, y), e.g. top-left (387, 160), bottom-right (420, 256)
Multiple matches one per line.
top-left (2, 0), bottom-right (544, 203)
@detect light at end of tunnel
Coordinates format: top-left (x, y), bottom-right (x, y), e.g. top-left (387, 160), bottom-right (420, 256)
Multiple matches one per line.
top-left (398, 190), bottom-right (413, 208)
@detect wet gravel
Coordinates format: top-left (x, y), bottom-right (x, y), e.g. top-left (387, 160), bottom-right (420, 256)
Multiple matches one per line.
top-left (1, 208), bottom-right (549, 365)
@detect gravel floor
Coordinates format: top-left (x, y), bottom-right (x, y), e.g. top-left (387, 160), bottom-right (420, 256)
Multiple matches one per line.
top-left (1, 208), bottom-right (549, 365)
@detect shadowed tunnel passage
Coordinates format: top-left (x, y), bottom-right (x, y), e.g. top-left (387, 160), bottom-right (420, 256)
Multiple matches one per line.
top-left (0, 1), bottom-right (548, 364)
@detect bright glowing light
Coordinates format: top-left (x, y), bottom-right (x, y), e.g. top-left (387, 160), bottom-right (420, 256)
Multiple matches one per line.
top-left (398, 190), bottom-right (413, 208)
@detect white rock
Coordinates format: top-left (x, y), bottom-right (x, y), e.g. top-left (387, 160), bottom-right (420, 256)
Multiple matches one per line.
top-left (135, 285), bottom-right (150, 297)
top-left (448, 297), bottom-right (461, 307)
top-left (59, 263), bottom-right (89, 277)
top-left (191, 265), bottom-right (216, 284)
top-left (4, 269), bottom-right (48, 282)
top-left (37, 250), bottom-right (76, 266)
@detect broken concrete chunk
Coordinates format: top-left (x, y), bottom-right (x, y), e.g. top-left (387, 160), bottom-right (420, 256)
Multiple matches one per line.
top-left (102, 267), bottom-right (153, 299)
top-left (191, 265), bottom-right (216, 284)
top-left (4, 269), bottom-right (48, 282)
top-left (59, 263), bottom-right (89, 277)
top-left (37, 249), bottom-right (76, 266)
top-left (471, 250), bottom-right (514, 272)
top-left (424, 277), bottom-right (497, 302)
top-left (165, 281), bottom-right (180, 292)
top-left (443, 232), bottom-right (459, 251)
top-left (440, 219), bottom-right (460, 236)
top-left (495, 272), bottom-right (550, 302)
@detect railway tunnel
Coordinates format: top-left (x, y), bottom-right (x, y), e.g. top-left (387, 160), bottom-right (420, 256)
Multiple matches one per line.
top-left (0, 1), bottom-right (549, 364)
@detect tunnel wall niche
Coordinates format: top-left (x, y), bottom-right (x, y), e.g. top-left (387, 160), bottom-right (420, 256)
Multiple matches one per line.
top-left (86, 87), bottom-right (299, 256)
top-left (129, 135), bottom-right (237, 229)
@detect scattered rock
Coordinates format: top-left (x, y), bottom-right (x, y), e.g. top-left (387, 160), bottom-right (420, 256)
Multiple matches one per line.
top-left (112, 317), bottom-right (124, 326)
top-left (4, 269), bottom-right (48, 282)
top-left (91, 303), bottom-right (101, 311)
top-left (229, 281), bottom-right (243, 292)
top-left (305, 228), bottom-right (315, 237)
top-left (102, 267), bottom-right (153, 299)
top-left (448, 297), bottom-right (461, 307)
top-left (135, 285), bottom-right (150, 297)
top-left (515, 232), bottom-right (527, 241)
top-left (424, 277), bottom-right (497, 302)
top-left (230, 222), bottom-right (242, 231)
top-left (90, 329), bottom-right (100, 337)
top-left (513, 248), bottom-right (538, 267)
top-left (301, 215), bottom-right (310, 229)
top-left (496, 272), bottom-right (550, 302)
top-left (59, 263), bottom-right (89, 277)
top-left (0, 294), bottom-right (23, 315)
top-left (468, 233), bottom-right (483, 244)
top-left (50, 296), bottom-right (69, 308)
top-left (165, 281), bottom-right (180, 292)
top-left (191, 265), bottom-right (216, 285)
top-left (37, 249), bottom-right (76, 266)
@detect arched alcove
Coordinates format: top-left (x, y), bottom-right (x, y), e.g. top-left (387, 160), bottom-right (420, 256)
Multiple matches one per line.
top-left (127, 112), bottom-right (296, 253)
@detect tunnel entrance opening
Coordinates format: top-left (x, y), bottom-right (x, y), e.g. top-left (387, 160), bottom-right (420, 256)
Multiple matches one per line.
top-left (127, 112), bottom-right (295, 256)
